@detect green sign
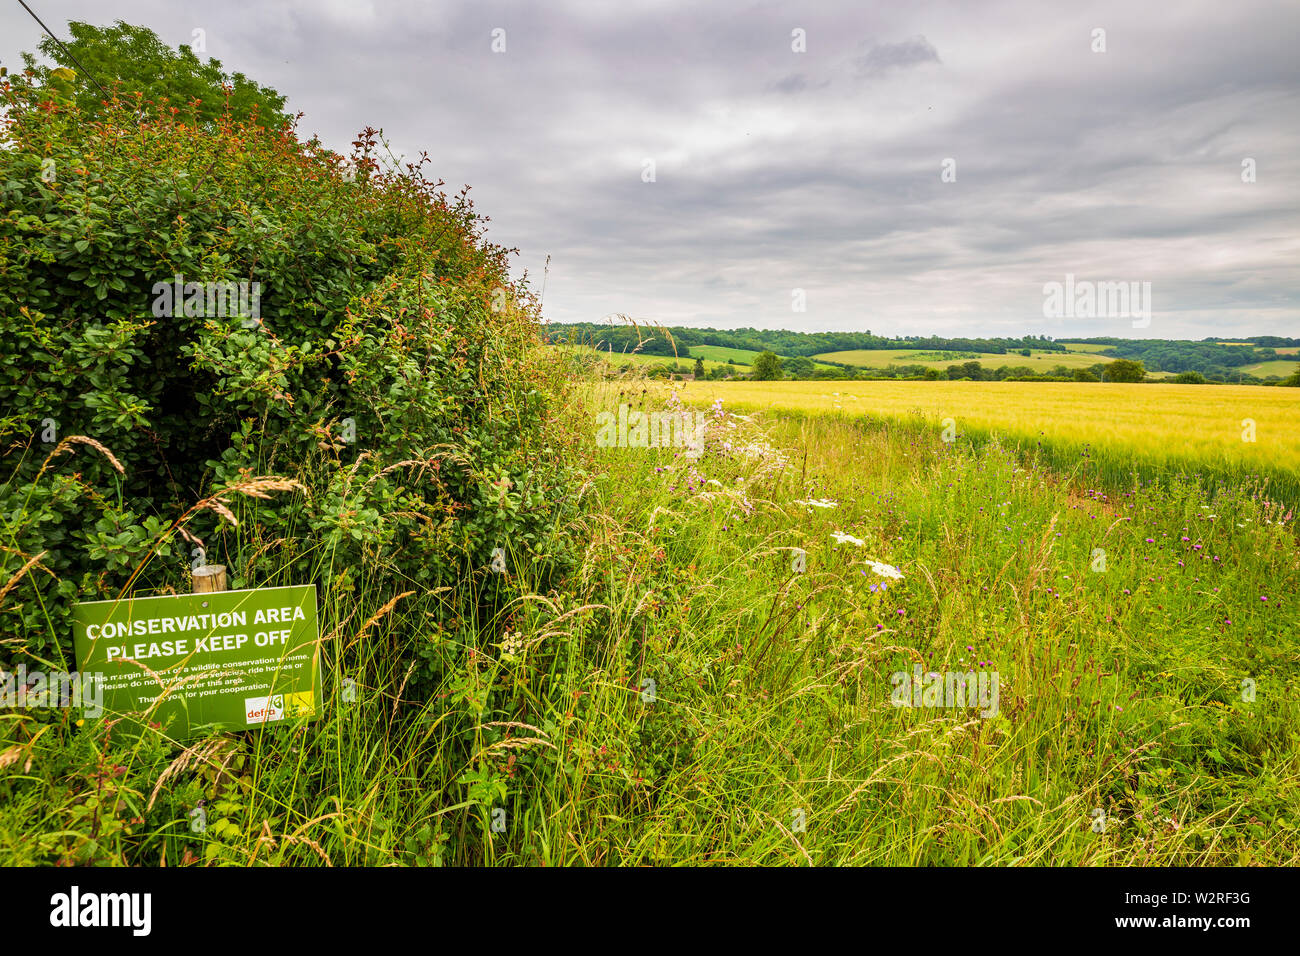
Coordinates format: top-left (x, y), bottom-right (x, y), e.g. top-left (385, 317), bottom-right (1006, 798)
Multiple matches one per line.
top-left (73, 585), bottom-right (320, 738)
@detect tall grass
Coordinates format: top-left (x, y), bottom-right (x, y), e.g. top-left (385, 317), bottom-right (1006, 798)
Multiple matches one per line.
top-left (2, 383), bottom-right (1296, 865)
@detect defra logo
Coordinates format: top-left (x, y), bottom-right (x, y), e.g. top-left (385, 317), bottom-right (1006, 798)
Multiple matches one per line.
top-left (245, 694), bottom-right (285, 724)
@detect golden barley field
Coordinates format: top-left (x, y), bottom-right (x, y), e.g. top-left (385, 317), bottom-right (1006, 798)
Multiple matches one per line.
top-left (675, 380), bottom-right (1300, 497)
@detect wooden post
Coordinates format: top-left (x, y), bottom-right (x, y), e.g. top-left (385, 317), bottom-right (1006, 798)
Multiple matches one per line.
top-left (192, 564), bottom-right (227, 593)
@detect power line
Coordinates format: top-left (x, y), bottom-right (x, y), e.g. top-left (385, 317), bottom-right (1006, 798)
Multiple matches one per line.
top-left (16, 0), bottom-right (113, 101)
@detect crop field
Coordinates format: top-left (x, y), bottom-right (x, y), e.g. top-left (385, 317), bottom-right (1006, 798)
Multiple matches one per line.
top-left (1059, 343), bottom-right (1116, 353)
top-left (1241, 359), bottom-right (1300, 379)
top-left (812, 348), bottom-right (1112, 372)
top-left (676, 379), bottom-right (1300, 505)
top-left (1213, 344), bottom-right (1296, 353)
top-left (687, 344), bottom-right (764, 365)
top-left (687, 345), bottom-right (840, 371)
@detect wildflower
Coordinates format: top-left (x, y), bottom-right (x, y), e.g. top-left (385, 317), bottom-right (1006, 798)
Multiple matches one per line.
top-left (830, 531), bottom-right (865, 547)
top-left (864, 559), bottom-right (904, 580)
top-left (795, 498), bottom-right (838, 510)
top-left (499, 630), bottom-right (525, 657)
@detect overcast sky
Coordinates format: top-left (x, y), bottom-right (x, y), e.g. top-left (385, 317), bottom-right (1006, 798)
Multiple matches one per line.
top-left (3, 0), bottom-right (1297, 339)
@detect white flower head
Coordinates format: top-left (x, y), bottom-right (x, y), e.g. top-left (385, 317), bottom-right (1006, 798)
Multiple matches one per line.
top-left (795, 498), bottom-right (838, 510)
top-left (864, 558), bottom-right (903, 579)
top-left (830, 531), bottom-right (865, 547)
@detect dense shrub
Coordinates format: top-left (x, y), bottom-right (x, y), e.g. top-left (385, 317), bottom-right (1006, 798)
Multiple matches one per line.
top-left (1102, 358), bottom-right (1147, 383)
top-left (0, 79), bottom-right (580, 668)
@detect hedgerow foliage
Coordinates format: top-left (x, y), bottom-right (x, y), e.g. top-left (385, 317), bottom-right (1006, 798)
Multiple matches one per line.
top-left (0, 77), bottom-right (580, 668)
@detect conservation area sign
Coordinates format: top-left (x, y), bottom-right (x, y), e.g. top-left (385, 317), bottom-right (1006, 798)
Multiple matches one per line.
top-left (73, 585), bottom-right (320, 738)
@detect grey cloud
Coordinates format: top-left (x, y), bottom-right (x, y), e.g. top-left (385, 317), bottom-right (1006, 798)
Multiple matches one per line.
top-left (772, 72), bottom-right (807, 93)
top-left (0, 0), bottom-right (1296, 339)
top-left (853, 34), bottom-right (941, 76)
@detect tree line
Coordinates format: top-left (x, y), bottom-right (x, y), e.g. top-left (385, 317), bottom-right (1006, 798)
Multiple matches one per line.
top-left (547, 323), bottom-right (1066, 358)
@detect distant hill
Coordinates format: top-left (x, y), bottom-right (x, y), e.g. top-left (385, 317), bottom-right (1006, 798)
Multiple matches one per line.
top-left (544, 322), bottom-right (1066, 359)
top-left (545, 323), bottom-right (1300, 382)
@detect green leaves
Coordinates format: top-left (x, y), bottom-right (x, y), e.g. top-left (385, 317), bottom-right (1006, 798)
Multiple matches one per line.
top-left (458, 763), bottom-right (508, 809)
